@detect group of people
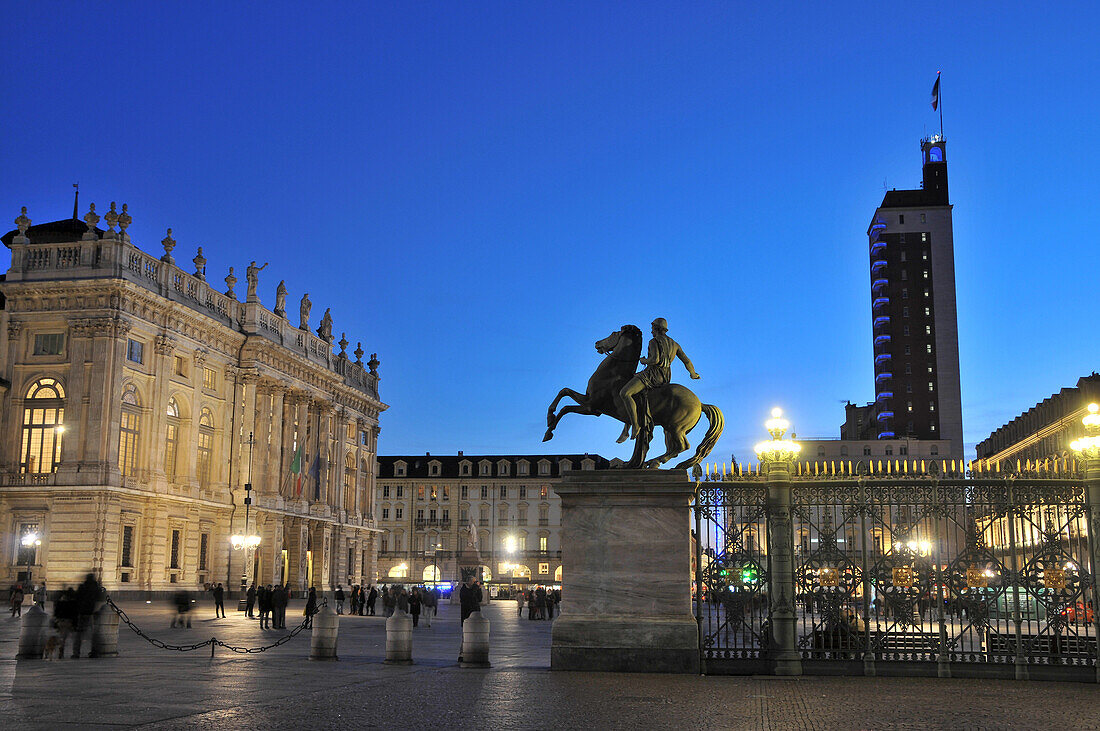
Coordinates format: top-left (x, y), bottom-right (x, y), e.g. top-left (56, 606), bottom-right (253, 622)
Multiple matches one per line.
top-left (379, 584), bottom-right (441, 627)
top-left (333, 584), bottom-right (379, 615)
top-left (515, 586), bottom-right (559, 620)
top-left (42, 574), bottom-right (104, 658)
top-left (8, 581), bottom-right (47, 617)
top-left (244, 583), bottom-right (293, 629)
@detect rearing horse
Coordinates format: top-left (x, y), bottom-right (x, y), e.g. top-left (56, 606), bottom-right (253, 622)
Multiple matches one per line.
top-left (544, 325), bottom-right (724, 469)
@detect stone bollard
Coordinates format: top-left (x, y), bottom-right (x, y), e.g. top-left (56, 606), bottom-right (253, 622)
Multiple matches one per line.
top-left (309, 605), bottom-right (339, 661)
top-left (91, 605), bottom-right (120, 658)
top-left (385, 609), bottom-right (413, 664)
top-left (16, 604), bottom-right (49, 659)
top-left (459, 610), bottom-right (491, 668)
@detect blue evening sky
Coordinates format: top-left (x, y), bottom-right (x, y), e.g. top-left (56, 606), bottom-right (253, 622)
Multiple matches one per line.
top-left (2, 2), bottom-right (1097, 463)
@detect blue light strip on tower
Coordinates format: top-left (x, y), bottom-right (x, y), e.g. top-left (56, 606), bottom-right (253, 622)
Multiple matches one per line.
top-left (875, 354), bottom-right (892, 363)
top-left (878, 432), bottom-right (896, 439)
top-left (875, 372), bottom-right (892, 382)
top-left (870, 241), bottom-right (886, 254)
top-left (874, 316), bottom-right (891, 326)
top-left (874, 334), bottom-right (891, 345)
top-left (876, 411), bottom-right (894, 421)
top-left (872, 278), bottom-right (889, 290)
top-left (873, 297), bottom-right (890, 308)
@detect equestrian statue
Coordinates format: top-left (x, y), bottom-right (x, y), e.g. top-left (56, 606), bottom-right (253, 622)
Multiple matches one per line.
top-left (543, 319), bottom-right (724, 469)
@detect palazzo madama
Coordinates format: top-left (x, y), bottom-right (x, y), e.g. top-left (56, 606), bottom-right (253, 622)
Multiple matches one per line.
top-left (0, 204), bottom-right (387, 597)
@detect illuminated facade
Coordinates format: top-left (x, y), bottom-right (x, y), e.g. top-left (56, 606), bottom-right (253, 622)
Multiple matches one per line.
top-left (866, 135), bottom-right (964, 456)
top-left (0, 204), bottom-right (386, 596)
top-left (375, 453), bottom-right (610, 586)
top-left (976, 373), bottom-right (1100, 463)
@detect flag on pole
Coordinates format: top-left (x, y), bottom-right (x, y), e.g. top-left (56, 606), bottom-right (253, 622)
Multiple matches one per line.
top-left (309, 454), bottom-right (322, 500)
top-left (288, 444), bottom-right (304, 497)
top-left (931, 75), bottom-right (940, 111)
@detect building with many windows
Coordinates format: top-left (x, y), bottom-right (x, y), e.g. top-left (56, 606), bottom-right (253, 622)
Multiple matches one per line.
top-left (375, 453), bottom-right (610, 588)
top-left (0, 203), bottom-right (386, 596)
top-left (865, 134), bottom-right (964, 455)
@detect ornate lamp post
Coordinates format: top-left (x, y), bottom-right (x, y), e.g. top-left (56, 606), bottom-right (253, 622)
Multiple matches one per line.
top-left (231, 432), bottom-right (261, 611)
top-left (753, 408), bottom-right (803, 676)
top-left (20, 530), bottom-right (41, 586)
top-left (1070, 403), bottom-right (1100, 682)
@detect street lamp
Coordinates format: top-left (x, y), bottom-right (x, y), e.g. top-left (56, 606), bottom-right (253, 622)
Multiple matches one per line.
top-left (753, 408), bottom-right (802, 464)
top-left (231, 432), bottom-right (261, 611)
top-left (1070, 403), bottom-right (1100, 460)
top-left (20, 530), bottom-right (41, 586)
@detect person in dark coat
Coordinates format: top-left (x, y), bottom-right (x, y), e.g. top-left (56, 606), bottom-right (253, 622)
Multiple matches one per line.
top-left (304, 587), bottom-right (317, 628)
top-left (459, 576), bottom-right (482, 625)
top-left (245, 583), bottom-right (257, 618)
top-left (409, 587), bottom-right (422, 627)
top-left (212, 583), bottom-right (226, 618)
top-left (257, 585), bottom-right (272, 629)
top-left (334, 584), bottom-right (345, 615)
top-left (73, 573), bottom-right (102, 657)
top-left (170, 590), bottom-right (192, 629)
top-left (272, 584), bottom-right (288, 629)
top-left (366, 584), bottom-right (378, 615)
top-left (53, 587), bottom-right (79, 657)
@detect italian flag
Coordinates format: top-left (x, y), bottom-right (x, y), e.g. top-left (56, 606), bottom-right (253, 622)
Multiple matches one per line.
top-left (290, 445), bottom-right (304, 497)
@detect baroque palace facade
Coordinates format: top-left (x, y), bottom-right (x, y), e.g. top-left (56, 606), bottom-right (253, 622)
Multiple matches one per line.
top-left (0, 204), bottom-right (386, 596)
top-left (375, 453), bottom-right (610, 588)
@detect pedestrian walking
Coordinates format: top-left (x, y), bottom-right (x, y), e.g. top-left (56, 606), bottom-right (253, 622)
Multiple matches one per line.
top-left (34, 580), bottom-right (47, 606)
top-left (382, 586), bottom-right (395, 617)
top-left (52, 587), bottom-right (79, 657)
top-left (304, 587), bottom-right (317, 628)
top-left (421, 586), bottom-right (434, 627)
top-left (170, 589), bottom-right (192, 629)
top-left (335, 584), bottom-right (345, 615)
top-left (10, 584), bottom-right (24, 617)
top-left (349, 585), bottom-right (359, 615)
top-left (73, 573), bottom-right (102, 657)
top-left (212, 583), bottom-right (226, 618)
top-left (517, 590), bottom-right (525, 617)
top-left (246, 583), bottom-right (257, 618)
top-left (459, 576), bottom-right (482, 625)
top-left (272, 584), bottom-right (288, 629)
top-left (432, 586), bottom-right (441, 616)
top-left (367, 584), bottom-right (378, 615)
top-left (409, 587), bottom-right (422, 627)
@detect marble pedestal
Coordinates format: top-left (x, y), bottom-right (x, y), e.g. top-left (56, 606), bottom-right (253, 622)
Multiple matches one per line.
top-left (550, 469), bottom-right (699, 674)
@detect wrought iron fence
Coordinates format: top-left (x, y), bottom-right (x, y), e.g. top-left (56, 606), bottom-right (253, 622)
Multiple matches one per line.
top-left (694, 465), bottom-right (1100, 681)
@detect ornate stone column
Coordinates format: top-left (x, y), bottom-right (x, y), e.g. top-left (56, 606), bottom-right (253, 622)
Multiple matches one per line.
top-left (550, 469), bottom-right (699, 673)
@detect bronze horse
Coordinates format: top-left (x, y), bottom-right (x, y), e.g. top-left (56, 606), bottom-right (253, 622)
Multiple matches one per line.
top-left (544, 325), bottom-right (724, 469)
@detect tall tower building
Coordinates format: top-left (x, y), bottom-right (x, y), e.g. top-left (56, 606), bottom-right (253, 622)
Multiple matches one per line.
top-left (866, 135), bottom-right (963, 456)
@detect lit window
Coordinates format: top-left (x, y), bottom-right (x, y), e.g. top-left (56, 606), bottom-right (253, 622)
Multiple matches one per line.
top-left (197, 408), bottom-right (215, 488)
top-left (929, 403), bottom-right (936, 412)
top-left (119, 385), bottom-right (142, 477)
top-left (540, 485), bottom-right (548, 499)
top-left (928, 382), bottom-right (935, 392)
top-left (924, 307), bottom-right (931, 317)
top-left (202, 367), bottom-right (216, 390)
top-left (907, 402), bottom-right (913, 412)
top-left (926, 344), bottom-right (933, 354)
top-left (538, 562), bottom-right (549, 575)
top-left (923, 270), bottom-right (929, 279)
top-left (540, 536), bottom-right (548, 552)
top-left (127, 339), bottom-right (144, 364)
top-left (20, 378), bottom-right (65, 474)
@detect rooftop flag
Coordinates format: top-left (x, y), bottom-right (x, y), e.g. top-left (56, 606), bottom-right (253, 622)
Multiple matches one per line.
top-left (931, 75), bottom-right (940, 111)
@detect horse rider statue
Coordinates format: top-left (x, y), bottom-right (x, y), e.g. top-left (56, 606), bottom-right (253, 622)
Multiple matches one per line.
top-left (615, 317), bottom-right (700, 443)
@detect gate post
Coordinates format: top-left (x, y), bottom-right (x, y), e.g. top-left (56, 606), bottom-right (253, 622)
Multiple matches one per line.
top-left (764, 457), bottom-right (802, 676)
top-left (1071, 403), bottom-right (1100, 684)
top-left (550, 469), bottom-right (699, 673)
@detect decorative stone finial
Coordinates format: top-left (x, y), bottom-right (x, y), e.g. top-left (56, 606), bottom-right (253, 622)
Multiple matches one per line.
top-left (193, 247), bottom-right (207, 280)
top-left (368, 353), bottom-right (380, 375)
top-left (161, 228), bottom-right (176, 263)
top-left (225, 266), bottom-right (237, 299)
top-left (14, 207), bottom-right (31, 242)
top-left (82, 203), bottom-right (100, 240)
top-left (117, 203), bottom-right (131, 240)
top-left (354, 342), bottom-right (364, 365)
top-left (338, 333), bottom-right (348, 356)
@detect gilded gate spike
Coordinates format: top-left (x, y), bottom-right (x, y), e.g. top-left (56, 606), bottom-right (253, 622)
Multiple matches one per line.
top-left (886, 460), bottom-right (891, 475)
top-left (921, 460), bottom-right (926, 473)
top-left (1016, 459), bottom-right (1021, 472)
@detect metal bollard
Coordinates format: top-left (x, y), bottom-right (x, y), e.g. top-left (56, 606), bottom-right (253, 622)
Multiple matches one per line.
top-left (385, 609), bottom-right (413, 664)
top-left (459, 610), bottom-right (491, 668)
top-left (309, 605), bottom-right (339, 661)
top-left (16, 604), bottom-right (49, 659)
top-left (91, 605), bottom-right (120, 658)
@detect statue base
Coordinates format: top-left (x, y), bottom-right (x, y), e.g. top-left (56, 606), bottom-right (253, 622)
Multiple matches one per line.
top-left (550, 469), bottom-right (699, 674)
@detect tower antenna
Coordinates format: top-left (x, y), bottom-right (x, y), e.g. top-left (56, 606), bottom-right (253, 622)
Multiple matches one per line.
top-left (72, 183), bottom-right (79, 219)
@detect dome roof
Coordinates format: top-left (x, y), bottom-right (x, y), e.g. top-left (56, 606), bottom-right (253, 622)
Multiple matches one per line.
top-left (2, 218), bottom-right (102, 248)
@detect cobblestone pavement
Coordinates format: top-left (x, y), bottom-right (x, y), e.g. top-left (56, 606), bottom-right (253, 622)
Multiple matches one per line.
top-left (0, 598), bottom-right (1097, 729)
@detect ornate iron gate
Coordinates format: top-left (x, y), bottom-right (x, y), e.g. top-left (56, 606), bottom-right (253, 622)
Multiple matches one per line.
top-left (694, 465), bottom-right (1100, 681)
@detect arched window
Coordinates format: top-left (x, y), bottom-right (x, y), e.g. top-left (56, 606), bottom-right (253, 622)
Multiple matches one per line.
top-left (388, 564), bottom-right (408, 578)
top-left (197, 408), bottom-right (215, 488)
top-left (423, 565), bottom-right (440, 582)
top-left (119, 384), bottom-right (142, 477)
top-left (165, 397), bottom-right (181, 481)
top-left (21, 378), bottom-right (65, 474)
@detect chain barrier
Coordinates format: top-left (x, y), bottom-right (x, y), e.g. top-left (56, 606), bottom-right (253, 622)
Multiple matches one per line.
top-left (106, 595), bottom-right (327, 656)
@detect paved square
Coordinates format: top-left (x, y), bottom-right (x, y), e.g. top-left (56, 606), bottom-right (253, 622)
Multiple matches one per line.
top-left (1, 598), bottom-right (1097, 729)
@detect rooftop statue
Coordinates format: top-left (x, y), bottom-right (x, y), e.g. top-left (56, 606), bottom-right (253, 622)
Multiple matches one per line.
top-left (245, 260), bottom-right (268, 302)
top-left (299, 293), bottom-right (312, 331)
top-left (274, 280), bottom-right (288, 318)
top-left (318, 308), bottom-right (334, 343)
top-left (544, 321), bottom-right (723, 469)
